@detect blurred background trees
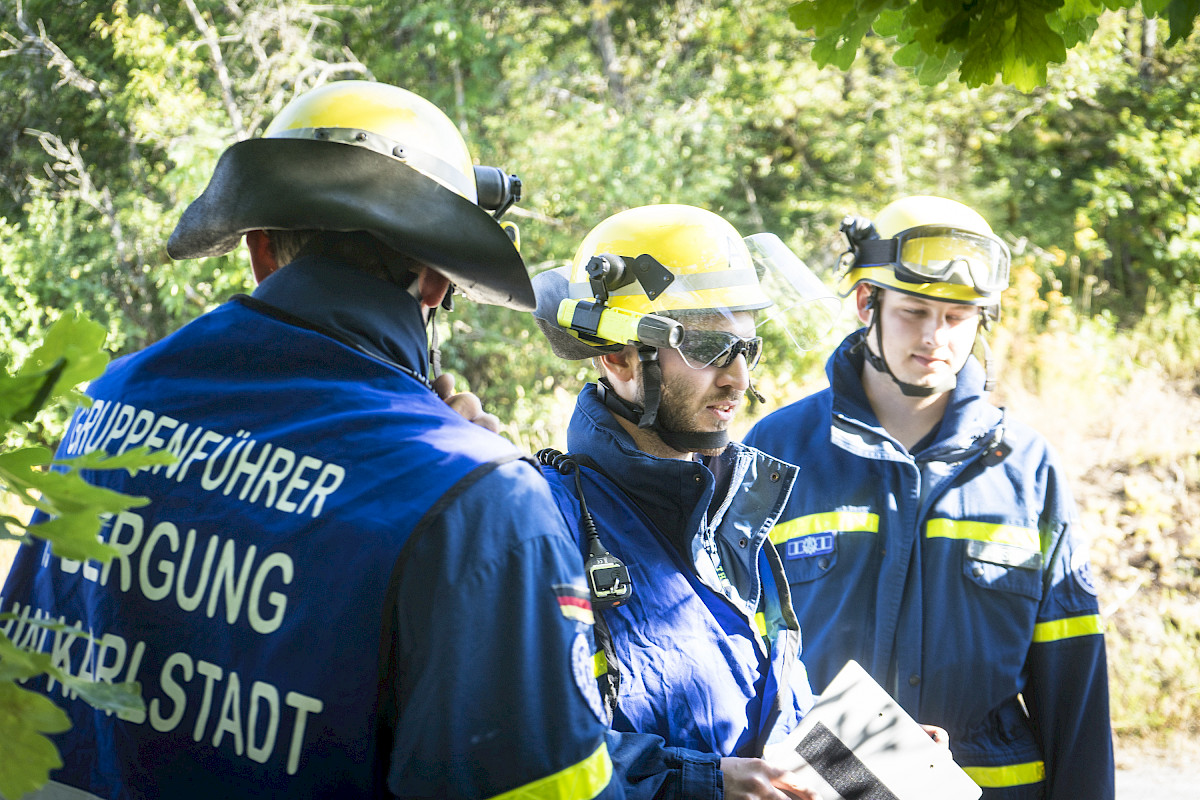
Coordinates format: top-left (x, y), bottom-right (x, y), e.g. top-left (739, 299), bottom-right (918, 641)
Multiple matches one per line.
top-left (2, 0), bottom-right (1196, 434)
top-left (1, 0), bottom-right (1198, 748)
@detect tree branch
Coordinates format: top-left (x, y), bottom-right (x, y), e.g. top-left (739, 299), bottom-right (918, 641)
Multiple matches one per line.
top-left (183, 0), bottom-right (247, 140)
top-left (7, 2), bottom-right (101, 98)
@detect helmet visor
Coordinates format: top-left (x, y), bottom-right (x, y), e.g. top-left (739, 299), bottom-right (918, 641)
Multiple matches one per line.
top-left (744, 233), bottom-right (841, 354)
top-left (883, 226), bottom-right (1010, 295)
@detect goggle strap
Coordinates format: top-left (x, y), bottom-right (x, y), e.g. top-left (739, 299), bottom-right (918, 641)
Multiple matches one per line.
top-left (853, 237), bottom-right (901, 267)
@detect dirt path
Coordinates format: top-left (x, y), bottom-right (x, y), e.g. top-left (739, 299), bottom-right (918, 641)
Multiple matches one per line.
top-left (1115, 738), bottom-right (1199, 797)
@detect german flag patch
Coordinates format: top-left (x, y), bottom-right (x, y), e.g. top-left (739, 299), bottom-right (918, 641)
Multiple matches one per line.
top-left (553, 583), bottom-right (594, 625)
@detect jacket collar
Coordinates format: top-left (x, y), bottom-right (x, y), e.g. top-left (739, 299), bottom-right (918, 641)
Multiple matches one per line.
top-left (250, 255), bottom-right (431, 378)
top-left (566, 383), bottom-right (722, 542)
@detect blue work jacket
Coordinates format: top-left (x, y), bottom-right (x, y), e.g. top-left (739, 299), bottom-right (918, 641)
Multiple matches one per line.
top-left (541, 384), bottom-right (814, 799)
top-left (1, 257), bottom-right (620, 799)
top-left (744, 328), bottom-right (1115, 800)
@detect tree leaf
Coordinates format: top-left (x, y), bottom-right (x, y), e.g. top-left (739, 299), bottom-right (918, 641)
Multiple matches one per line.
top-left (24, 512), bottom-right (120, 563)
top-left (54, 676), bottom-right (144, 718)
top-left (58, 445), bottom-right (178, 474)
top-left (1165, 0), bottom-right (1200, 45)
top-left (22, 470), bottom-right (149, 516)
top-left (0, 632), bottom-right (57, 683)
top-left (0, 364), bottom-right (65, 424)
top-left (0, 682), bottom-right (68, 800)
top-left (17, 313), bottom-right (110, 396)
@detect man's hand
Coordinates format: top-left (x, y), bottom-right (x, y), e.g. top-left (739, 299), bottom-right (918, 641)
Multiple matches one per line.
top-left (432, 373), bottom-right (501, 433)
top-left (720, 757), bottom-right (819, 800)
top-left (921, 724), bottom-right (950, 749)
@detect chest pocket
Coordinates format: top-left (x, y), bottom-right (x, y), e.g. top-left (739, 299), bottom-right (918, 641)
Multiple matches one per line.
top-left (771, 511), bottom-right (877, 584)
top-left (927, 519), bottom-right (1044, 600)
top-left (961, 538), bottom-right (1044, 600)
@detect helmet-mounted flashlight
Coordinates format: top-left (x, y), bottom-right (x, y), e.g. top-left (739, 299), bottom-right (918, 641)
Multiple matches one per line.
top-left (557, 299), bottom-right (683, 350)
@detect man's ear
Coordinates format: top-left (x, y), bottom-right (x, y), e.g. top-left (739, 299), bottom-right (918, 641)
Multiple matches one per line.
top-left (246, 230), bottom-right (280, 284)
top-left (415, 266), bottom-right (451, 310)
top-left (855, 283), bottom-right (875, 325)
top-left (597, 346), bottom-right (639, 384)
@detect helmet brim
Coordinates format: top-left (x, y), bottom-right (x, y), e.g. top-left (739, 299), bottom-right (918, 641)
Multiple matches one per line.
top-left (842, 269), bottom-right (999, 306)
top-left (167, 138), bottom-right (534, 311)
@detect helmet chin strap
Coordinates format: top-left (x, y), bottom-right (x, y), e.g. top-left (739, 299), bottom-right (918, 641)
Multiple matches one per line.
top-left (597, 347), bottom-right (729, 454)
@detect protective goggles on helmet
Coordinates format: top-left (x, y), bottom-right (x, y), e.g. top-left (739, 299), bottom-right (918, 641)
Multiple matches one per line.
top-left (853, 225), bottom-right (1010, 295)
top-left (676, 329), bottom-right (763, 371)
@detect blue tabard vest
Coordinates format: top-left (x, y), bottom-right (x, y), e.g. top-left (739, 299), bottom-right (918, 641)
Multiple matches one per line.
top-left (2, 297), bottom-right (524, 798)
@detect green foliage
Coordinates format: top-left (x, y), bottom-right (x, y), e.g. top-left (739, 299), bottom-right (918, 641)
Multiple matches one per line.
top-left (0, 679), bottom-right (69, 800)
top-left (790, 0), bottom-right (1200, 89)
top-left (0, 313), bottom-right (171, 799)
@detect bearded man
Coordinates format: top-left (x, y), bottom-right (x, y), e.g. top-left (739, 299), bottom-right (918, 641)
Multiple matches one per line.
top-left (531, 204), bottom-right (828, 800)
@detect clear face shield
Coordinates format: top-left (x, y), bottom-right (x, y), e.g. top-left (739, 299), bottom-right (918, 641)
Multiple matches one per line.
top-left (553, 230), bottom-right (838, 371)
top-left (743, 233), bottom-right (841, 365)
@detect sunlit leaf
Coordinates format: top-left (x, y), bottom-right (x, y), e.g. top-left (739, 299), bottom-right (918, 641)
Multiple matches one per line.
top-left (0, 683), bottom-right (68, 800)
top-left (59, 445), bottom-right (178, 474)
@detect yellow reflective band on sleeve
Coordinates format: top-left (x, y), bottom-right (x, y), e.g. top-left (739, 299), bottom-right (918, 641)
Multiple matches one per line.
top-left (769, 511), bottom-right (879, 545)
top-left (593, 649), bottom-right (608, 678)
top-left (1033, 614), bottom-right (1105, 643)
top-left (963, 760), bottom-right (1045, 788)
top-left (485, 742), bottom-right (613, 800)
top-left (925, 519), bottom-right (1038, 551)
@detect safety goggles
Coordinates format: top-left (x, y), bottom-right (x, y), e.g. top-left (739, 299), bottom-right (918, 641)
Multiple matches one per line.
top-left (855, 225), bottom-right (1010, 295)
top-left (677, 329), bottom-right (763, 371)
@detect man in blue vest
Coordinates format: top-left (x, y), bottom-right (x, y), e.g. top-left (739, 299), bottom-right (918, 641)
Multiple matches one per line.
top-left (532, 204), bottom-right (831, 800)
top-left (744, 195), bottom-right (1115, 800)
top-left (2, 80), bottom-right (626, 799)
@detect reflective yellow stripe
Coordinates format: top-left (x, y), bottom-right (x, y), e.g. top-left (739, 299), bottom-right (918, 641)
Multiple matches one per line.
top-left (925, 519), bottom-right (1039, 551)
top-left (486, 742), bottom-right (613, 800)
top-left (1033, 614), bottom-right (1105, 643)
top-left (754, 611), bottom-right (768, 638)
top-left (593, 649), bottom-right (608, 678)
top-left (769, 511), bottom-right (879, 545)
top-left (963, 760), bottom-right (1045, 788)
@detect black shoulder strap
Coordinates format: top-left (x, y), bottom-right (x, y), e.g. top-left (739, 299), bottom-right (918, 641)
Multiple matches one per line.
top-left (591, 609), bottom-right (621, 724)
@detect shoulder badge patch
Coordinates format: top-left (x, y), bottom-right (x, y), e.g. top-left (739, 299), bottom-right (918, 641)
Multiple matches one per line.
top-left (1070, 547), bottom-right (1098, 596)
top-left (571, 631), bottom-right (607, 723)
top-left (553, 582), bottom-right (595, 626)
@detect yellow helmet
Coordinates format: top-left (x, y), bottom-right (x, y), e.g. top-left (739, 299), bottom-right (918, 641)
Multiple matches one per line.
top-left (567, 204), bottom-right (771, 317)
top-left (168, 80), bottom-right (532, 310)
top-left (838, 195), bottom-right (1010, 307)
top-left (264, 81), bottom-right (478, 203)
top-left (533, 204), bottom-right (836, 364)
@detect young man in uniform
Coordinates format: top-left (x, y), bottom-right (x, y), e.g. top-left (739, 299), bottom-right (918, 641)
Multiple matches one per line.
top-left (532, 204), bottom-right (827, 800)
top-left (745, 195), bottom-right (1115, 800)
top-left (2, 80), bottom-right (622, 799)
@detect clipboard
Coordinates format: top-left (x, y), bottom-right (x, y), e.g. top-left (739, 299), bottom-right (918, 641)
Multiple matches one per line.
top-left (762, 660), bottom-right (982, 800)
